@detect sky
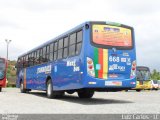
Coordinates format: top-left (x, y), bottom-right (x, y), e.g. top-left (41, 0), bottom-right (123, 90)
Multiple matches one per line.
top-left (0, 0), bottom-right (160, 71)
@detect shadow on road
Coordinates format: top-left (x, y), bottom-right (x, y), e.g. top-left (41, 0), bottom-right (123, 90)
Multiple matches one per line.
top-left (28, 91), bottom-right (134, 105)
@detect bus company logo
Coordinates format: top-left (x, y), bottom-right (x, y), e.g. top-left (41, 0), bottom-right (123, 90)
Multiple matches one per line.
top-left (37, 65), bottom-right (51, 74)
top-left (67, 60), bottom-right (76, 67)
top-left (66, 60), bottom-right (80, 72)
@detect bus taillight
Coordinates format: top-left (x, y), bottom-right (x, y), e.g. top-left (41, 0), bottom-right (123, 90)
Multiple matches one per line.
top-left (130, 61), bottom-right (136, 78)
top-left (87, 57), bottom-right (95, 77)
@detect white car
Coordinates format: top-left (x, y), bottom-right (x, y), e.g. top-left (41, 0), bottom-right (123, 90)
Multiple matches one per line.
top-left (157, 80), bottom-right (160, 89)
top-left (151, 80), bottom-right (159, 90)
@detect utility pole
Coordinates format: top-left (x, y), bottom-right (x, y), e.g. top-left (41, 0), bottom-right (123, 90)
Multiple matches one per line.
top-left (5, 39), bottom-right (12, 61)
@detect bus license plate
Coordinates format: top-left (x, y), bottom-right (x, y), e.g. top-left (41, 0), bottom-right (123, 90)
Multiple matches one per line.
top-left (105, 81), bottom-right (122, 86)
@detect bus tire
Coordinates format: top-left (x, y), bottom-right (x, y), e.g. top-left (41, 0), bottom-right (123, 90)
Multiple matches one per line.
top-left (0, 87), bottom-right (2, 92)
top-left (46, 80), bottom-right (64, 99)
top-left (136, 90), bottom-right (141, 92)
top-left (46, 80), bottom-right (54, 98)
top-left (77, 89), bottom-right (94, 98)
top-left (20, 81), bottom-right (26, 93)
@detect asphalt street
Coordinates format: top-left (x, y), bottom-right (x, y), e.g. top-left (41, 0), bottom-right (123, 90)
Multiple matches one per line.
top-left (0, 88), bottom-right (160, 114)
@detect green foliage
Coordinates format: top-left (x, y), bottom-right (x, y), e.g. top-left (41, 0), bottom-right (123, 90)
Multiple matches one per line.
top-left (151, 69), bottom-right (160, 80)
top-left (6, 60), bottom-right (16, 87)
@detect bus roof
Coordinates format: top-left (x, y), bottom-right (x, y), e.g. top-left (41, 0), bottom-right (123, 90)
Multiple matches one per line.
top-left (137, 66), bottom-right (150, 71)
top-left (18, 21), bottom-right (133, 58)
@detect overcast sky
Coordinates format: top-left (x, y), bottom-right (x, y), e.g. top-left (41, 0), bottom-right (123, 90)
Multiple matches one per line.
top-left (0, 0), bottom-right (160, 71)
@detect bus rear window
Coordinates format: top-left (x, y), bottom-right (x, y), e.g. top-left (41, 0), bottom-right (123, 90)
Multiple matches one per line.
top-left (92, 24), bottom-right (132, 48)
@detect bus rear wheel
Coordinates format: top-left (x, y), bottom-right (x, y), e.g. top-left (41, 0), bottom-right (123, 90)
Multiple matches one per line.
top-left (77, 89), bottom-right (94, 98)
top-left (0, 87), bottom-right (2, 92)
top-left (46, 80), bottom-right (64, 99)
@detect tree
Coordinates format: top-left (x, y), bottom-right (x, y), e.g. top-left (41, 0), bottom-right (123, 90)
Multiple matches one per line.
top-left (151, 69), bottom-right (160, 80)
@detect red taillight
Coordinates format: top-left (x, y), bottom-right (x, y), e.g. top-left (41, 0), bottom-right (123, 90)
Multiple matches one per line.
top-left (89, 65), bottom-right (93, 69)
top-left (130, 60), bottom-right (136, 78)
top-left (132, 67), bottom-right (136, 70)
top-left (87, 57), bottom-right (95, 77)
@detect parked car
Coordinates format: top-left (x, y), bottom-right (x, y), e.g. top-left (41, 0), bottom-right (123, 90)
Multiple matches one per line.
top-left (151, 80), bottom-right (159, 90)
top-left (158, 80), bottom-right (160, 89)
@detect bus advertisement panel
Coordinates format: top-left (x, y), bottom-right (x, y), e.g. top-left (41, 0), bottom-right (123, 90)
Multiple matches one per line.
top-left (16, 21), bottom-right (136, 98)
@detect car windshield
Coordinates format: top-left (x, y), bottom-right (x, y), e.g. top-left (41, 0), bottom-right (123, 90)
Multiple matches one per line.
top-left (136, 70), bottom-right (150, 81)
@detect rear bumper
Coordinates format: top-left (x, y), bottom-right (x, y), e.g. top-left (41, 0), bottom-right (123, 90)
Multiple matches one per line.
top-left (82, 75), bottom-right (136, 89)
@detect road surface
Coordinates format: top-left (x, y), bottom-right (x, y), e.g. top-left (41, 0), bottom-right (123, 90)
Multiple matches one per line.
top-left (0, 88), bottom-right (160, 114)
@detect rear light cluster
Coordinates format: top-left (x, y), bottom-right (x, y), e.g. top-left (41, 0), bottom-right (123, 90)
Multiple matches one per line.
top-left (87, 57), bottom-right (95, 77)
top-left (130, 60), bottom-right (136, 78)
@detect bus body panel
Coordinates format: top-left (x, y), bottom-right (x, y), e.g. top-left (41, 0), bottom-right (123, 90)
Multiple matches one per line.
top-left (17, 59), bottom-right (84, 91)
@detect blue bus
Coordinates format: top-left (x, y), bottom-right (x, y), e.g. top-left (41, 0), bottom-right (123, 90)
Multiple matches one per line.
top-left (16, 21), bottom-right (136, 98)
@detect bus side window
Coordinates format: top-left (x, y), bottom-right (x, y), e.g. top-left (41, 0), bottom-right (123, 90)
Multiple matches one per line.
top-left (46, 45), bottom-right (50, 62)
top-left (42, 46), bottom-right (47, 63)
top-left (54, 42), bottom-right (58, 61)
top-left (36, 49), bottom-right (40, 65)
top-left (77, 30), bottom-right (83, 43)
top-left (49, 43), bottom-right (54, 61)
top-left (69, 33), bottom-right (76, 56)
top-left (25, 55), bottom-right (29, 67)
top-left (69, 44), bottom-right (76, 56)
top-left (63, 36), bottom-right (68, 58)
top-left (57, 39), bottom-right (63, 59)
top-left (23, 56), bottom-right (25, 67)
top-left (76, 30), bottom-right (83, 55)
top-left (17, 58), bottom-right (21, 68)
top-left (31, 52), bottom-right (34, 66)
top-left (33, 51), bottom-right (37, 65)
top-left (39, 49), bottom-right (43, 64)
top-left (28, 53), bottom-right (32, 67)
top-left (76, 42), bottom-right (82, 55)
